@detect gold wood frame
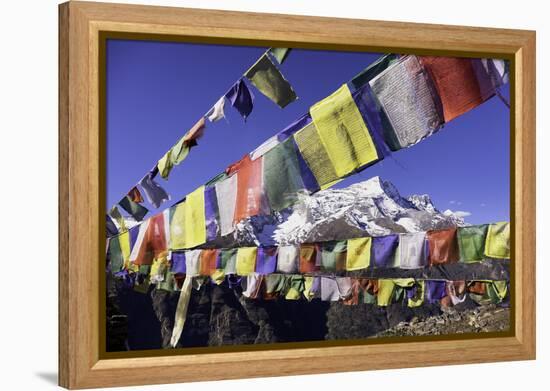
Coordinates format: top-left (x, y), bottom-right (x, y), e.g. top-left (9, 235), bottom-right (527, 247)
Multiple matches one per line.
top-left (59, 1), bottom-right (536, 388)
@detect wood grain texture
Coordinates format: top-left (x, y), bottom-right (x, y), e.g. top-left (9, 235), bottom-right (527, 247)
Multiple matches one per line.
top-left (58, 1), bottom-right (536, 388)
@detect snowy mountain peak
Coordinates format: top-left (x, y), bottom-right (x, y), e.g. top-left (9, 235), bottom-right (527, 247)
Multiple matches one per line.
top-left (227, 177), bottom-right (468, 246)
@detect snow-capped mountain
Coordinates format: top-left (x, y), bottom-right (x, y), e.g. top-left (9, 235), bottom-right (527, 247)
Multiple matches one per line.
top-left (229, 176), bottom-right (467, 246)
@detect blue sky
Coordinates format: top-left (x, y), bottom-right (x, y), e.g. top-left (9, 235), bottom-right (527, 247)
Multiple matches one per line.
top-left (106, 39), bottom-right (510, 225)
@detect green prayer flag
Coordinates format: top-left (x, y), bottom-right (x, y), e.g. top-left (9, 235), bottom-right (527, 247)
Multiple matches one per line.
top-left (263, 138), bottom-right (305, 210)
top-left (320, 241), bottom-right (347, 272)
top-left (108, 206), bottom-right (127, 231)
top-left (119, 195), bottom-right (149, 221)
top-left (457, 225), bottom-right (489, 263)
top-left (269, 47), bottom-right (291, 64)
top-left (108, 236), bottom-right (124, 273)
top-left (244, 54), bottom-right (297, 108)
top-left (170, 136), bottom-right (191, 166)
top-left (350, 53), bottom-right (400, 90)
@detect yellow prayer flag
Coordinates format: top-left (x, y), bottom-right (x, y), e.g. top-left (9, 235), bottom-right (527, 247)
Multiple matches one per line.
top-left (119, 231), bottom-right (131, 263)
top-left (484, 222), bottom-right (510, 259)
top-left (157, 150), bottom-right (173, 179)
top-left (346, 237), bottom-right (372, 270)
top-left (236, 247), bottom-right (257, 276)
top-left (407, 281), bottom-right (425, 308)
top-left (310, 84), bottom-right (379, 178)
top-left (210, 269), bottom-right (226, 285)
top-left (377, 279), bottom-right (395, 306)
top-left (183, 186), bottom-right (206, 249)
top-left (303, 276), bottom-right (316, 301)
top-left (294, 122), bottom-right (340, 190)
top-left (170, 202), bottom-right (186, 250)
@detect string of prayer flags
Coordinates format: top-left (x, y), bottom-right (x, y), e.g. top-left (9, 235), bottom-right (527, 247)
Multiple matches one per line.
top-left (309, 84), bottom-right (380, 178)
top-left (225, 78), bottom-right (255, 121)
top-left (205, 96), bottom-right (227, 122)
top-left (118, 195), bottom-right (149, 221)
top-left (269, 47), bottom-right (292, 65)
top-left (139, 168), bottom-right (170, 209)
top-left (427, 227), bottom-right (459, 266)
top-left (369, 55), bottom-right (444, 149)
top-left (484, 222), bottom-right (510, 259)
top-left (457, 224), bottom-right (489, 263)
top-left (419, 56), bottom-right (494, 122)
top-left (244, 53), bottom-right (297, 108)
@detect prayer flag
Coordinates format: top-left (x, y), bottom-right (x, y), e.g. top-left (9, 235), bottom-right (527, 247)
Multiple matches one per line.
top-left (294, 122), bottom-right (340, 189)
top-left (371, 234), bottom-right (399, 268)
top-left (277, 245), bottom-right (300, 273)
top-left (310, 84), bottom-right (379, 178)
top-left (225, 79), bottom-right (254, 121)
top-left (119, 195), bottom-right (149, 221)
top-left (108, 206), bottom-right (127, 231)
top-left (169, 202), bottom-right (186, 250)
top-left (220, 248), bottom-right (238, 275)
top-left (236, 247), bottom-right (257, 276)
top-left (206, 96), bottom-right (226, 122)
top-left (420, 56), bottom-right (493, 122)
top-left (230, 155), bottom-right (268, 223)
top-left (263, 137), bottom-right (306, 211)
top-left (425, 280), bottom-right (447, 304)
top-left (182, 117), bottom-right (206, 145)
top-left (457, 224), bottom-right (488, 262)
top-left (215, 174), bottom-right (238, 236)
top-left (157, 150), bottom-right (173, 179)
top-left (484, 222), bottom-right (510, 259)
top-left (350, 54), bottom-right (400, 91)
top-left (320, 241), bottom-right (347, 272)
top-left (256, 247), bottom-right (278, 275)
top-left (128, 186), bottom-right (144, 203)
top-left (427, 228), bottom-right (459, 266)
top-left (204, 186), bottom-right (220, 241)
top-left (370, 55), bottom-right (443, 149)
top-left (397, 232), bottom-right (427, 269)
top-left (299, 244), bottom-right (319, 273)
top-left (183, 186), bottom-right (206, 249)
top-left (269, 47), bottom-right (291, 64)
top-left (139, 170), bottom-right (170, 208)
top-left (346, 237), bottom-right (372, 270)
top-left (245, 54), bottom-right (297, 108)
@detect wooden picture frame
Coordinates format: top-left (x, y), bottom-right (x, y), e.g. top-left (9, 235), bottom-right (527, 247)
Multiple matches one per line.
top-left (58, 1), bottom-right (536, 388)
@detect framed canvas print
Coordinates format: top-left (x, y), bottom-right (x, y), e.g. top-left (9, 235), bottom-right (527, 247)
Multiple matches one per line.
top-left (58, 1), bottom-right (536, 389)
